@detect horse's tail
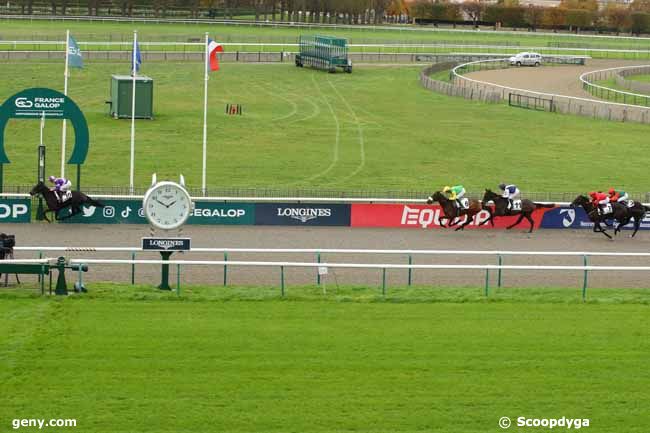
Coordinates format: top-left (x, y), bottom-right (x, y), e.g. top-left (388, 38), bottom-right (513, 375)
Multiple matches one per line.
top-left (86, 198), bottom-right (105, 208)
top-left (644, 205), bottom-right (650, 213)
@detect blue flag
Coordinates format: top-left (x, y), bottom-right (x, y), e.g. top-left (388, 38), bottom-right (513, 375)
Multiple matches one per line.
top-left (67, 34), bottom-right (83, 68)
top-left (132, 40), bottom-right (142, 74)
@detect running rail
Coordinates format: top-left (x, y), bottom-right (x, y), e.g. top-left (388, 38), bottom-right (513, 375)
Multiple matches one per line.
top-left (451, 58), bottom-right (650, 110)
top-left (14, 246), bottom-right (650, 257)
top-left (579, 65), bottom-right (650, 104)
top-left (64, 258), bottom-right (650, 271)
top-left (3, 15), bottom-right (650, 42)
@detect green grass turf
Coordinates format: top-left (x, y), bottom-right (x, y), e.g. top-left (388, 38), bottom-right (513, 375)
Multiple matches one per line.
top-left (2, 62), bottom-right (650, 193)
top-left (3, 18), bottom-right (650, 50)
top-left (592, 77), bottom-right (650, 101)
top-left (0, 285), bottom-right (648, 433)
top-left (626, 73), bottom-right (650, 82)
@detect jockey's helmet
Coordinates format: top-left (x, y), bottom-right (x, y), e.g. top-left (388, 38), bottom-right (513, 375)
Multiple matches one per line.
top-left (498, 183), bottom-right (506, 190)
top-left (589, 191), bottom-right (597, 199)
top-left (608, 188), bottom-right (616, 195)
top-left (443, 186), bottom-right (451, 193)
top-left (48, 175), bottom-right (56, 182)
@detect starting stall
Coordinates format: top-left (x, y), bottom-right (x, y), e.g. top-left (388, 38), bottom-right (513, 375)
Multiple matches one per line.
top-left (295, 35), bottom-right (352, 74)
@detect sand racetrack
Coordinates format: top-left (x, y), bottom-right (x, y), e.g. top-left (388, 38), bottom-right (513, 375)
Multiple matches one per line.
top-left (465, 59), bottom-right (649, 99)
top-left (3, 224), bottom-right (650, 290)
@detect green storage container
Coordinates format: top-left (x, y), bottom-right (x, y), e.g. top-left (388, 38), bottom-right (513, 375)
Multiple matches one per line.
top-left (109, 75), bottom-right (154, 119)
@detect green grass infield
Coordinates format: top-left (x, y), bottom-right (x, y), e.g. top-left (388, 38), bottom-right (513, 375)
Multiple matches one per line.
top-left (0, 284), bottom-right (648, 432)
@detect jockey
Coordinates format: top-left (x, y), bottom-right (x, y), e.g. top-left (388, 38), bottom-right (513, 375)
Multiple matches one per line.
top-left (608, 188), bottom-right (629, 204)
top-left (48, 175), bottom-right (72, 203)
top-left (589, 191), bottom-right (610, 214)
top-left (443, 185), bottom-right (466, 211)
top-left (498, 183), bottom-right (520, 210)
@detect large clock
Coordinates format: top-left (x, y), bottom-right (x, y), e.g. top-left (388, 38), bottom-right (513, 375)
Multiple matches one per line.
top-left (142, 181), bottom-right (192, 230)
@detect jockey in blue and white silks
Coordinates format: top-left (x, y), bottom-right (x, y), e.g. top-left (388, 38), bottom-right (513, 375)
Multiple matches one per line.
top-left (499, 183), bottom-right (520, 209)
top-left (48, 175), bottom-right (72, 203)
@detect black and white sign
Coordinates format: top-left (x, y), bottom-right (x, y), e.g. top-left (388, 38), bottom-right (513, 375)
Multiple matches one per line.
top-left (255, 203), bottom-right (351, 226)
top-left (142, 237), bottom-right (191, 251)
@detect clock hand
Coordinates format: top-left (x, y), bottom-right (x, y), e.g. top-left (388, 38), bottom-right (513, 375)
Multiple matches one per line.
top-left (166, 201), bottom-right (177, 208)
top-left (154, 198), bottom-right (168, 207)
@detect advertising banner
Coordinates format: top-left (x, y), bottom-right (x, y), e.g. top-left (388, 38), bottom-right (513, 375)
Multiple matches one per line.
top-left (188, 202), bottom-right (254, 225)
top-left (62, 199), bottom-right (144, 224)
top-left (63, 200), bottom-right (254, 225)
top-left (351, 204), bottom-right (552, 229)
top-left (540, 206), bottom-right (650, 230)
top-left (0, 198), bottom-right (31, 223)
top-left (142, 238), bottom-right (191, 251)
top-left (255, 203), bottom-right (351, 226)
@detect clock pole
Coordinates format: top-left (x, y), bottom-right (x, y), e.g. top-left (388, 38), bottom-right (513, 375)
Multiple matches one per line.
top-left (158, 251), bottom-right (173, 290)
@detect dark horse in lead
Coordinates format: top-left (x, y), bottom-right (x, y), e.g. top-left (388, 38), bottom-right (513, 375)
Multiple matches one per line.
top-left (30, 181), bottom-right (105, 222)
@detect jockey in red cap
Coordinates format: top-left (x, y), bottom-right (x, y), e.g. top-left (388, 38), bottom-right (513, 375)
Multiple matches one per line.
top-left (589, 191), bottom-right (610, 214)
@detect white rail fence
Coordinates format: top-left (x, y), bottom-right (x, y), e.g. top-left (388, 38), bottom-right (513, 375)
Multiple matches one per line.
top-left (7, 247), bottom-right (650, 299)
top-left (579, 65), bottom-right (650, 107)
top-left (448, 58), bottom-right (650, 123)
top-left (3, 14), bottom-right (650, 42)
top-left (2, 40), bottom-right (649, 58)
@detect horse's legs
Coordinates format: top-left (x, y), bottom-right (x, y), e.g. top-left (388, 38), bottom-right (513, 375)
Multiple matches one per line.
top-left (594, 222), bottom-right (612, 239)
top-left (506, 213), bottom-right (525, 230)
top-left (525, 213), bottom-right (535, 233)
top-left (455, 213), bottom-right (476, 231)
top-left (631, 218), bottom-right (640, 238)
top-left (478, 211), bottom-right (493, 226)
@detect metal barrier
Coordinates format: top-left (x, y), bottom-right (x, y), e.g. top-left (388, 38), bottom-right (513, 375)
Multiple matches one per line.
top-left (7, 247), bottom-right (650, 300)
top-left (451, 58), bottom-right (650, 124)
top-left (579, 65), bottom-right (650, 107)
top-left (508, 93), bottom-right (555, 112)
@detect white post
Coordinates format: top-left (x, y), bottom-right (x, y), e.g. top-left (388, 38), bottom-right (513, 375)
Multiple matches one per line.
top-left (61, 29), bottom-right (69, 178)
top-left (40, 111), bottom-right (45, 146)
top-left (129, 30), bottom-right (137, 195)
top-left (201, 32), bottom-right (209, 196)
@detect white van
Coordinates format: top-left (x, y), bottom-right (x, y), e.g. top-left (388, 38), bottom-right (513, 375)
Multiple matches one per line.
top-left (509, 52), bottom-right (543, 67)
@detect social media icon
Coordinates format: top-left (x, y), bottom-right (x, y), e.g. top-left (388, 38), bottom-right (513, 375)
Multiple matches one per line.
top-left (103, 206), bottom-right (115, 218)
top-left (121, 206), bottom-right (132, 218)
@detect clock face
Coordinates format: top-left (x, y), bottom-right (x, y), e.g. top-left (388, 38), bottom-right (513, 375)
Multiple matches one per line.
top-left (143, 182), bottom-right (192, 230)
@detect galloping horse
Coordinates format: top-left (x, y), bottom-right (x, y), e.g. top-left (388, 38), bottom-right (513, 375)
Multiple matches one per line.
top-left (30, 181), bottom-right (105, 222)
top-left (570, 195), bottom-right (641, 239)
top-left (427, 191), bottom-right (486, 231)
top-left (613, 199), bottom-right (650, 238)
top-left (481, 189), bottom-right (554, 233)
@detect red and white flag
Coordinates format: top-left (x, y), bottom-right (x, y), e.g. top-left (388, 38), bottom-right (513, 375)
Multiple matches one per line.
top-left (208, 39), bottom-right (224, 71)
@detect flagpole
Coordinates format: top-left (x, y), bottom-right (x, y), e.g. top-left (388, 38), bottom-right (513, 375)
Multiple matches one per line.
top-left (202, 32), bottom-right (209, 196)
top-left (61, 29), bottom-right (69, 178)
top-left (130, 30), bottom-right (137, 195)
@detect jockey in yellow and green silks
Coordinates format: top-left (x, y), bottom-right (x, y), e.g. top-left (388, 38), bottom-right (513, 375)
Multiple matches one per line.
top-left (443, 185), bottom-right (466, 210)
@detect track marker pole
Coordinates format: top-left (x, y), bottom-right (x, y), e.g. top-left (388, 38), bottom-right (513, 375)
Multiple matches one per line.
top-left (497, 254), bottom-right (502, 288)
top-left (176, 264), bottom-right (181, 296)
top-left (280, 266), bottom-right (285, 297)
top-left (131, 252), bottom-right (135, 284)
top-left (407, 255), bottom-right (412, 286)
top-left (223, 252), bottom-right (228, 286)
top-left (484, 269), bottom-right (490, 297)
top-left (317, 252), bottom-right (321, 285)
top-left (382, 268), bottom-right (386, 296)
top-left (582, 255), bottom-right (588, 301)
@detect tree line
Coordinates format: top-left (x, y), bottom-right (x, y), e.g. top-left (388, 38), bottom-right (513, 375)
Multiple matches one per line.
top-left (8, 0), bottom-right (410, 23)
top-left (411, 0), bottom-right (650, 36)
